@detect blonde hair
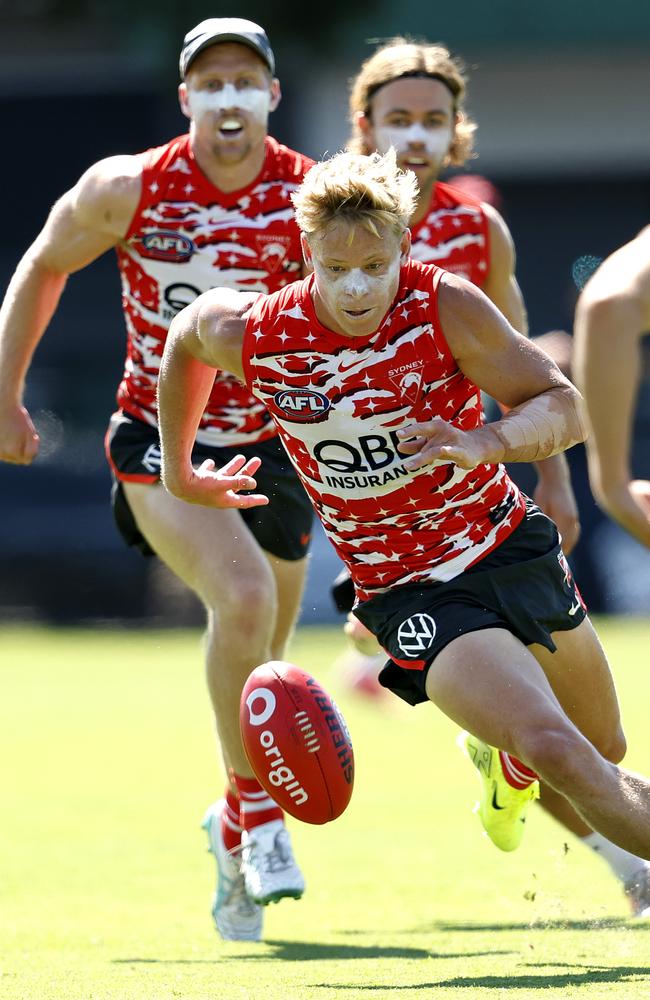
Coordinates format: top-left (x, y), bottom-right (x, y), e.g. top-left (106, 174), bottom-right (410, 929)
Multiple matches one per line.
top-left (291, 149), bottom-right (418, 239)
top-left (348, 37), bottom-right (476, 166)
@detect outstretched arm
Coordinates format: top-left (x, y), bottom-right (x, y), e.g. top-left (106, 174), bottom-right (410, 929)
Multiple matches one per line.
top-left (482, 205), bottom-right (579, 550)
top-left (398, 273), bottom-right (586, 471)
top-left (573, 228), bottom-right (650, 546)
top-left (0, 155), bottom-right (140, 464)
top-left (158, 289), bottom-right (269, 509)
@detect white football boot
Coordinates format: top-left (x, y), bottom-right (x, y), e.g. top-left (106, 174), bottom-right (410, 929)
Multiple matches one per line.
top-left (624, 866), bottom-right (650, 918)
top-left (202, 801), bottom-right (263, 941)
top-left (241, 818), bottom-right (305, 905)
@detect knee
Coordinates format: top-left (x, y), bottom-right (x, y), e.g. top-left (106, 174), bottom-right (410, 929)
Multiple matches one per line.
top-left (514, 726), bottom-right (591, 787)
top-left (516, 722), bottom-right (627, 787)
top-left (204, 572), bottom-right (277, 637)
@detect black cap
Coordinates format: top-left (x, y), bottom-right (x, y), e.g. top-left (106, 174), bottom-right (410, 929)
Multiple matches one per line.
top-left (179, 17), bottom-right (275, 78)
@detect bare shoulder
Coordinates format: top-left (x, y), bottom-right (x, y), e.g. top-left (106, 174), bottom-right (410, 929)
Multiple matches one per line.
top-left (194, 289), bottom-right (261, 373)
top-left (196, 287), bottom-right (260, 327)
top-left (436, 271), bottom-right (566, 405)
top-left (482, 202), bottom-right (513, 245)
top-left (71, 154), bottom-right (143, 239)
top-left (628, 226), bottom-right (650, 303)
top-left (437, 270), bottom-right (511, 353)
top-left (482, 202), bottom-right (515, 269)
top-left (583, 227), bottom-right (650, 301)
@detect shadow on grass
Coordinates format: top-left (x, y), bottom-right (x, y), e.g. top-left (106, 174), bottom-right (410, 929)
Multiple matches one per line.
top-left (310, 963), bottom-right (650, 990)
top-left (113, 941), bottom-right (513, 963)
top-left (392, 917), bottom-right (647, 934)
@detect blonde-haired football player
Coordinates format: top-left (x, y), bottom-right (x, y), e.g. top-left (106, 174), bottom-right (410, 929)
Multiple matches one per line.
top-left (157, 150), bottom-right (650, 888)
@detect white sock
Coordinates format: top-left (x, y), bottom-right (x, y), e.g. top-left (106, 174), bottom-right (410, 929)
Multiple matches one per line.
top-left (582, 831), bottom-right (648, 884)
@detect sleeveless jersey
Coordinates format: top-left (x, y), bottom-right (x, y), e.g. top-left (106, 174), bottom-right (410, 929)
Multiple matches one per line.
top-left (242, 259), bottom-right (526, 602)
top-left (115, 133), bottom-right (313, 446)
top-left (410, 180), bottom-right (489, 286)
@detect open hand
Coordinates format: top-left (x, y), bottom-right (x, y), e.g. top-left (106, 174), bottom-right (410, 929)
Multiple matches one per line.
top-left (397, 417), bottom-right (495, 472)
top-left (164, 453), bottom-right (269, 509)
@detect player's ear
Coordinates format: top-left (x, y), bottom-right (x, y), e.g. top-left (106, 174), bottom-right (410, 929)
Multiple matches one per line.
top-left (300, 233), bottom-right (314, 272)
top-left (269, 78), bottom-right (281, 112)
top-left (400, 228), bottom-right (411, 261)
top-left (178, 82), bottom-right (191, 121)
top-left (356, 111), bottom-right (374, 152)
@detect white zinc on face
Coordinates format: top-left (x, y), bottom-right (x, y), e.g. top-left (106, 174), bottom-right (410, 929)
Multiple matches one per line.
top-left (336, 267), bottom-right (389, 298)
top-left (186, 83), bottom-right (272, 125)
top-left (316, 256), bottom-right (403, 336)
top-left (306, 220), bottom-right (408, 337)
top-left (373, 122), bottom-right (453, 159)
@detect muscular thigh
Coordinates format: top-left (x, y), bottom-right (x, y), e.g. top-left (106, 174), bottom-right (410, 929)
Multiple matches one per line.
top-left (122, 480), bottom-right (275, 606)
top-left (423, 619), bottom-right (623, 760)
top-left (424, 627), bottom-right (569, 755)
top-left (529, 616), bottom-right (623, 752)
top-left (107, 412), bottom-right (311, 564)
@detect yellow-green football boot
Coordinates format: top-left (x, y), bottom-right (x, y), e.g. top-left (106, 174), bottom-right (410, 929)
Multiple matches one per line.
top-left (458, 731), bottom-right (539, 851)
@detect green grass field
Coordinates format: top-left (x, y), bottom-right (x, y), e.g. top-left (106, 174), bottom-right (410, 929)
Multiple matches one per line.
top-left (1, 619), bottom-right (649, 1000)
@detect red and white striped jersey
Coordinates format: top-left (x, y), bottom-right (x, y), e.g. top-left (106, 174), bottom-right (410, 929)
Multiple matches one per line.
top-left (243, 259), bottom-right (525, 601)
top-left (115, 133), bottom-right (313, 446)
top-left (410, 180), bottom-right (489, 286)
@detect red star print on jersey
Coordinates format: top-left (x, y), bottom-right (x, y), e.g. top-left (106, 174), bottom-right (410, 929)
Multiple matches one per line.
top-left (115, 133), bottom-right (313, 446)
top-left (410, 180), bottom-right (489, 285)
top-left (242, 259), bottom-right (526, 601)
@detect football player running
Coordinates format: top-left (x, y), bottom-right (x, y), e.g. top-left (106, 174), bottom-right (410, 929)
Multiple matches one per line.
top-left (333, 37), bottom-right (579, 656)
top-left (157, 149), bottom-right (650, 905)
top-left (0, 18), bottom-right (313, 942)
top-left (326, 38), bottom-right (649, 916)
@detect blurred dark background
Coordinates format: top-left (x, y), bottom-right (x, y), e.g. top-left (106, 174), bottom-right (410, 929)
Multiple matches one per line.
top-left (1, 1), bottom-right (649, 625)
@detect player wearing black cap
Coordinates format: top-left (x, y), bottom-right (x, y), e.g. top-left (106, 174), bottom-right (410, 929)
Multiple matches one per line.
top-left (0, 18), bottom-right (315, 942)
top-left (180, 17), bottom-right (276, 77)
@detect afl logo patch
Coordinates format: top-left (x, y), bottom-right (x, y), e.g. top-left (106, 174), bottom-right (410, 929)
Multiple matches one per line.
top-left (141, 231), bottom-right (195, 262)
top-left (274, 389), bottom-right (330, 422)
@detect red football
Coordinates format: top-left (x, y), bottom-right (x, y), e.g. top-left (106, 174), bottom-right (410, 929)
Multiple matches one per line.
top-left (239, 660), bottom-right (354, 824)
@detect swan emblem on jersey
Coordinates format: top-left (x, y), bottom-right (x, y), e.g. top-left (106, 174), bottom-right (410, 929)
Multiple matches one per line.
top-left (274, 388), bottom-right (331, 422)
top-left (397, 613), bottom-right (437, 656)
top-left (255, 234), bottom-right (292, 273)
top-left (388, 361), bottom-right (423, 406)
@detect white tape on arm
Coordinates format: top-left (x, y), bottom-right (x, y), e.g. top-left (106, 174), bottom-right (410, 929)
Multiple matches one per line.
top-left (491, 388), bottom-right (587, 463)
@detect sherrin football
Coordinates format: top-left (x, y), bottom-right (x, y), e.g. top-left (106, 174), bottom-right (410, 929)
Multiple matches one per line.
top-left (239, 661), bottom-right (354, 824)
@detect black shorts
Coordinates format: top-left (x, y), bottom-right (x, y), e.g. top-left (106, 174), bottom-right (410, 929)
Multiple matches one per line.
top-left (105, 411), bottom-right (313, 562)
top-left (354, 501), bottom-right (587, 706)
